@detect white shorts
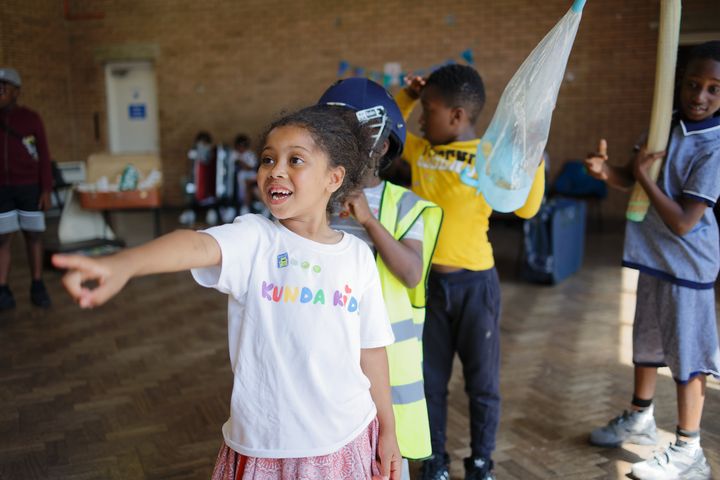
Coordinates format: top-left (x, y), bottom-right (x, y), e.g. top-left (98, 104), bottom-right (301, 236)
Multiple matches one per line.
top-left (0, 209), bottom-right (46, 234)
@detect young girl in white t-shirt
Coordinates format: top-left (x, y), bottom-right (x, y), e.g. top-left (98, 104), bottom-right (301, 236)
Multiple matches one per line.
top-left (53, 105), bottom-right (402, 480)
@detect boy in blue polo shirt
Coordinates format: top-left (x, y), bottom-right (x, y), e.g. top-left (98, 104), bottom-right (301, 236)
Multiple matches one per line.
top-left (585, 41), bottom-right (720, 480)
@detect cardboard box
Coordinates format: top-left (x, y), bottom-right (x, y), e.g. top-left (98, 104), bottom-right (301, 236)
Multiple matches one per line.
top-left (85, 152), bottom-right (162, 185)
top-left (78, 189), bottom-right (161, 210)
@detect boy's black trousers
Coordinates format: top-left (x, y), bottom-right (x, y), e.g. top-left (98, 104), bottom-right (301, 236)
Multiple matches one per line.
top-left (423, 267), bottom-right (501, 460)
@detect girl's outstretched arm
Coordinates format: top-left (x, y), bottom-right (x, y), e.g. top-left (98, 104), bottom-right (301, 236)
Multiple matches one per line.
top-left (52, 229), bottom-right (221, 308)
top-left (361, 347), bottom-right (401, 480)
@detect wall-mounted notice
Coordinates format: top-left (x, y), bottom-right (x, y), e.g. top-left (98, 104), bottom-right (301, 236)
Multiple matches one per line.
top-left (128, 103), bottom-right (146, 120)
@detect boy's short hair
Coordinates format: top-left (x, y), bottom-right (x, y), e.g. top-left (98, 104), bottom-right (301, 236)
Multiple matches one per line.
top-left (194, 131), bottom-right (212, 144)
top-left (688, 40), bottom-right (720, 64)
top-left (425, 64), bottom-right (486, 124)
top-left (234, 134), bottom-right (250, 148)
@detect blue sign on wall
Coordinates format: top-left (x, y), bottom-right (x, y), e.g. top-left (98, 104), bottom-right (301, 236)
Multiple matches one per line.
top-left (128, 103), bottom-right (146, 120)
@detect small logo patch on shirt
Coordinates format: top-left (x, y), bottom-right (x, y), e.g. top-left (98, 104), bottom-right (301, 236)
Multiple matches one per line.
top-left (277, 252), bottom-right (289, 268)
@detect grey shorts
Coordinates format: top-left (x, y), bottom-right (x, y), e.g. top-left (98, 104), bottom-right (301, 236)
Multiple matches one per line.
top-left (633, 272), bottom-right (720, 383)
top-left (0, 185), bottom-right (46, 234)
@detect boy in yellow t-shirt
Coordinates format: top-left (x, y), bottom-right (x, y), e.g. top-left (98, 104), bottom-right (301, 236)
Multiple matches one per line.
top-left (397, 65), bottom-right (545, 480)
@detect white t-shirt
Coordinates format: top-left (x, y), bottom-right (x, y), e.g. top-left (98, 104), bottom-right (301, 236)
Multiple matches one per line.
top-left (191, 214), bottom-right (394, 458)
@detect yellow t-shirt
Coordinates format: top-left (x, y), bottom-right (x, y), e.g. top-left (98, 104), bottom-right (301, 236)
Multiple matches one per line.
top-left (396, 89), bottom-right (545, 271)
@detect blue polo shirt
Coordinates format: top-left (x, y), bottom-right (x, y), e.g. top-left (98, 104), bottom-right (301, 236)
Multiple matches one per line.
top-left (623, 114), bottom-right (720, 289)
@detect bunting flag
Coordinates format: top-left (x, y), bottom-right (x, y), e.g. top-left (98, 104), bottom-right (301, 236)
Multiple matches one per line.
top-left (460, 48), bottom-right (475, 65)
top-left (382, 73), bottom-right (393, 88)
top-left (336, 48), bottom-right (475, 84)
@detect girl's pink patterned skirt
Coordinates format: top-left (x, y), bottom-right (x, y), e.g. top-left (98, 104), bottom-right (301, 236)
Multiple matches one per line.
top-left (211, 418), bottom-right (380, 480)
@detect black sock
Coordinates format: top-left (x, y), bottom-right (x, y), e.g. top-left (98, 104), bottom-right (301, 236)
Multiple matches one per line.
top-left (631, 395), bottom-right (652, 410)
top-left (676, 426), bottom-right (700, 439)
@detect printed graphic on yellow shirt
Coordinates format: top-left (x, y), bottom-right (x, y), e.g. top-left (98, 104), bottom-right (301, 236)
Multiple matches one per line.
top-left (416, 147), bottom-right (475, 174)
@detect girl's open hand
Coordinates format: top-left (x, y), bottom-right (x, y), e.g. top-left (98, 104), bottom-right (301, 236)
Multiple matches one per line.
top-left (584, 139), bottom-right (609, 181)
top-left (403, 75), bottom-right (426, 100)
top-left (52, 254), bottom-right (132, 308)
top-left (374, 428), bottom-right (402, 480)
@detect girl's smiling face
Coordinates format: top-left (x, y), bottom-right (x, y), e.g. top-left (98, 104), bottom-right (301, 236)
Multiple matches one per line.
top-left (257, 125), bottom-right (344, 221)
top-left (680, 57), bottom-right (720, 122)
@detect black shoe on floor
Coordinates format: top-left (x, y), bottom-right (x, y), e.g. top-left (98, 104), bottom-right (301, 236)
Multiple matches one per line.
top-left (464, 456), bottom-right (496, 480)
top-left (420, 453), bottom-right (450, 480)
top-left (0, 285), bottom-right (16, 310)
top-left (30, 280), bottom-right (51, 308)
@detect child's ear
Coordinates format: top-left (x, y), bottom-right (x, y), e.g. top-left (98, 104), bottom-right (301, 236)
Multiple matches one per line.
top-left (327, 165), bottom-right (346, 193)
top-left (450, 106), bottom-right (467, 127)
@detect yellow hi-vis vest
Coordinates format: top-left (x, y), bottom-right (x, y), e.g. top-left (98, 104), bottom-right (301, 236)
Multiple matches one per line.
top-left (376, 181), bottom-right (443, 460)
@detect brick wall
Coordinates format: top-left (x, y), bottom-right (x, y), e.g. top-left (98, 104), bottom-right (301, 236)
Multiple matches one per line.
top-left (0, 0), bottom-right (74, 164)
top-left (2, 0), bottom-right (716, 218)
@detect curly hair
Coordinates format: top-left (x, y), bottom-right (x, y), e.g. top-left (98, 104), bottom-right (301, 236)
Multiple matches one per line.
top-left (259, 105), bottom-right (372, 214)
top-left (426, 64), bottom-right (486, 124)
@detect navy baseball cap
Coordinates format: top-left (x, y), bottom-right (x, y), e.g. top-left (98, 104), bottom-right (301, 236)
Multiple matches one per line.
top-left (318, 77), bottom-right (406, 159)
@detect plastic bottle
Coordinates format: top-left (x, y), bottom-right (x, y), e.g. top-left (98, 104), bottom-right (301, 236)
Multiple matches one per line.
top-left (119, 164), bottom-right (140, 191)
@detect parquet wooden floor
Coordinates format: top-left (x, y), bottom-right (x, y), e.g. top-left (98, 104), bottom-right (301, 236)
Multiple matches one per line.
top-left (1, 215), bottom-right (718, 479)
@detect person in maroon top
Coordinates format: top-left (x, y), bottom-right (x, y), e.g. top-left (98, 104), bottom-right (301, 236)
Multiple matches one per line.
top-left (0, 68), bottom-right (52, 309)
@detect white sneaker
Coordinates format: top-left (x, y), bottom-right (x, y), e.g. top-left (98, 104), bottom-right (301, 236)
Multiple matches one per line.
top-left (631, 441), bottom-right (711, 480)
top-left (590, 405), bottom-right (657, 447)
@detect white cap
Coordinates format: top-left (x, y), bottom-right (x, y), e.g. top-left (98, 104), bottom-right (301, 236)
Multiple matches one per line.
top-left (0, 68), bottom-right (21, 87)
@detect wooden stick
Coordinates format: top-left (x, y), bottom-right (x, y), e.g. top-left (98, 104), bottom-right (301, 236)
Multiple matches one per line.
top-left (626, 0), bottom-right (681, 222)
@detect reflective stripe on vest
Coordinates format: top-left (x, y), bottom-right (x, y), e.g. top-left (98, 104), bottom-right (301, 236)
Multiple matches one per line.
top-left (392, 380), bottom-right (426, 405)
top-left (391, 318), bottom-right (418, 343)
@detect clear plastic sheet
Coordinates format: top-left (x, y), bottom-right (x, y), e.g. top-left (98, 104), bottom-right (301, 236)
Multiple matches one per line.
top-left (460, 0), bottom-right (586, 212)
